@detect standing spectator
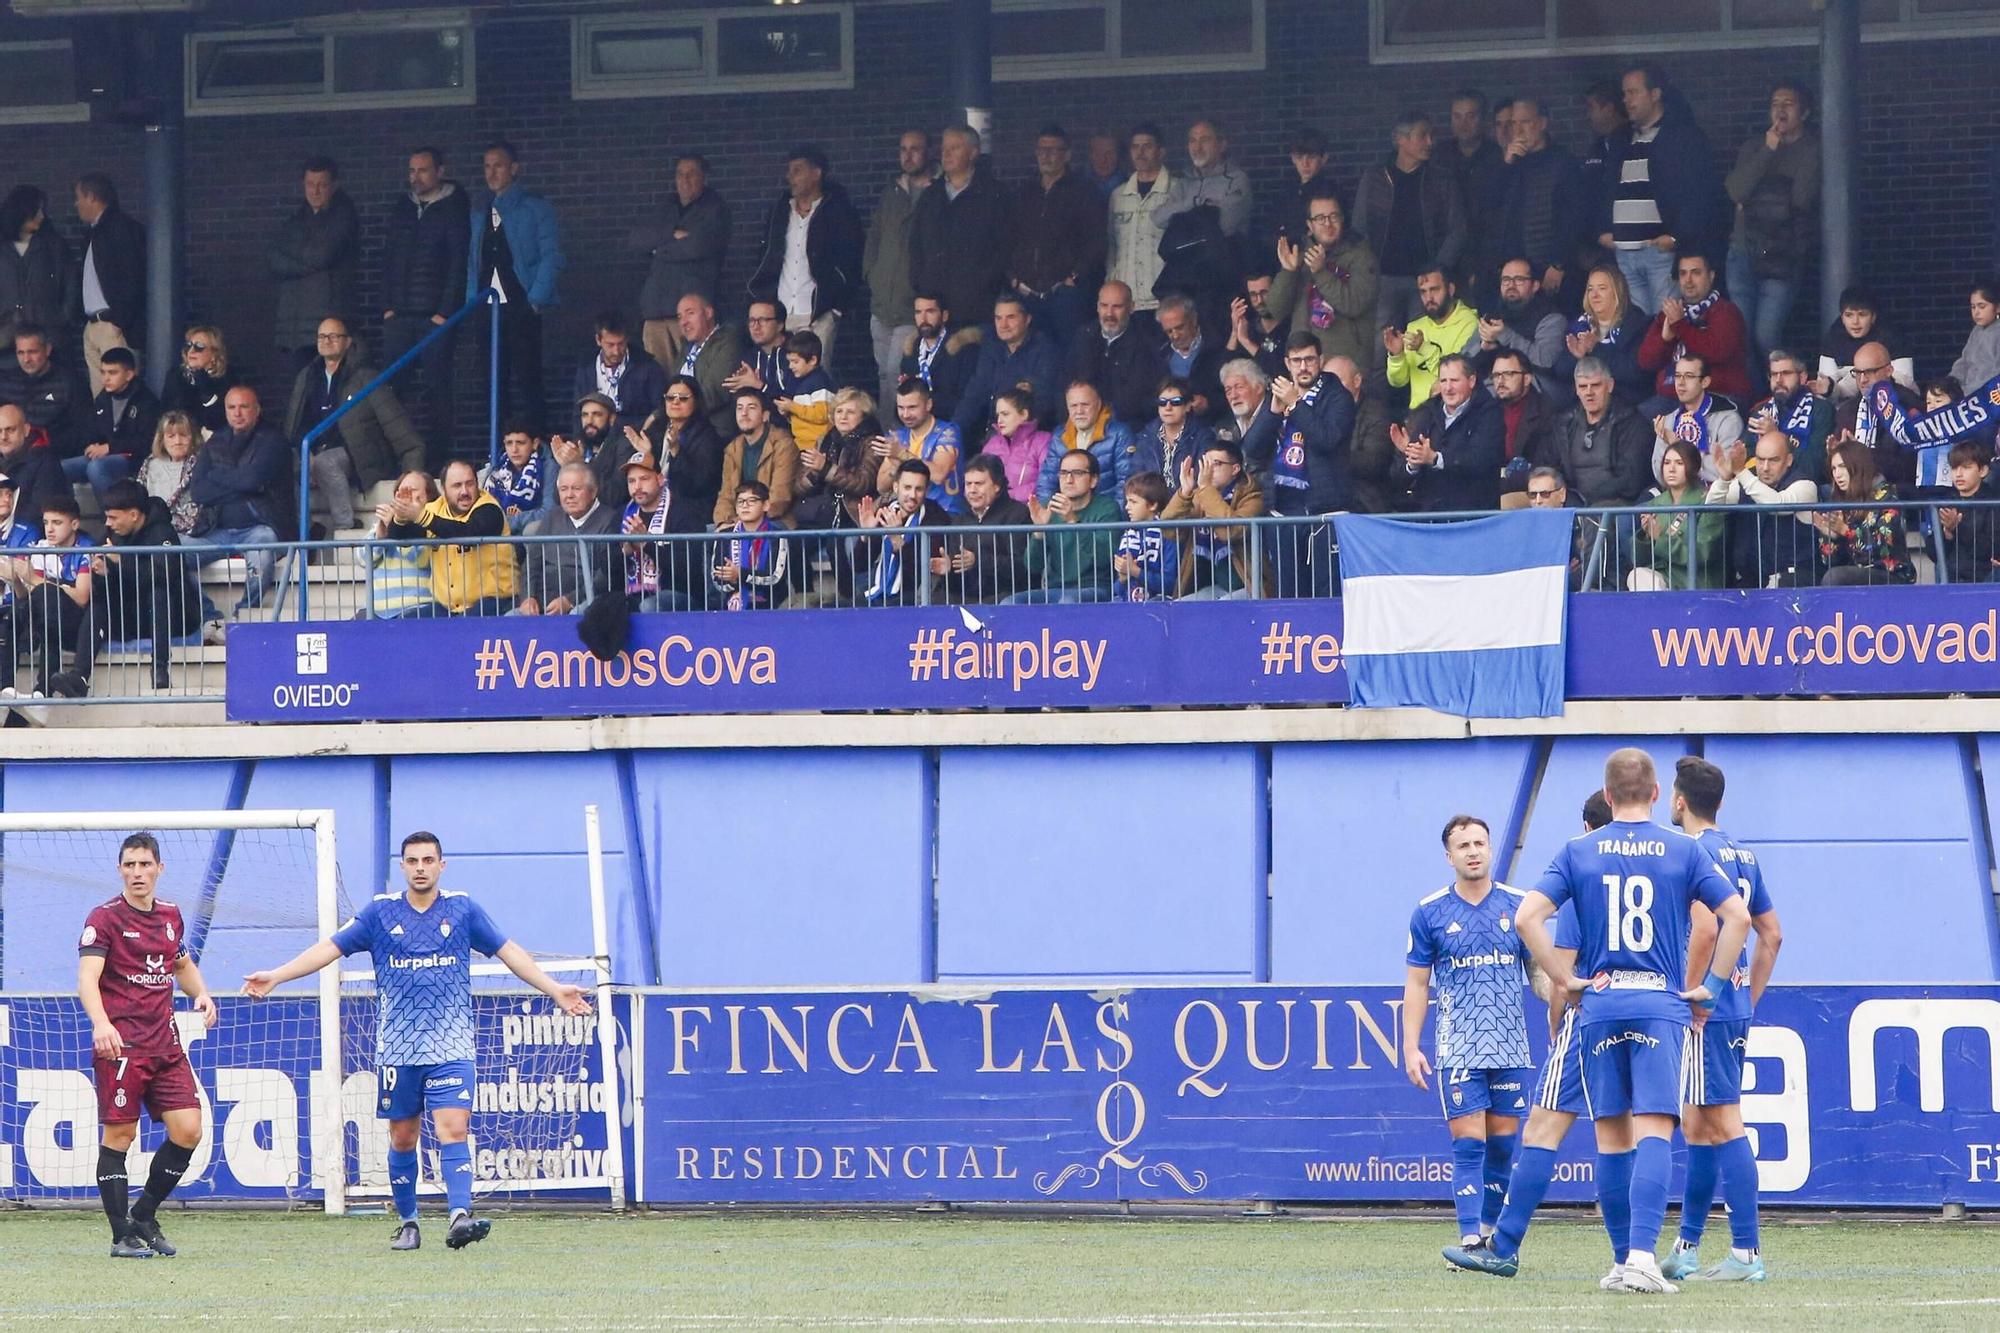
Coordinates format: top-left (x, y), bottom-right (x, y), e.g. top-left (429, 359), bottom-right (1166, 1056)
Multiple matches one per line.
top-left (1629, 439), bottom-right (1723, 591)
top-left (1576, 82), bottom-right (1628, 234)
top-left (1652, 353), bottom-right (1744, 486)
top-left (1011, 449), bottom-right (1119, 604)
top-left (1392, 354), bottom-right (1504, 512)
top-left (1225, 270), bottom-right (1287, 378)
top-left (1549, 356), bottom-right (1654, 509)
top-left (722, 299), bottom-right (795, 411)
top-left (1598, 63), bottom-right (1729, 314)
top-left (137, 411), bottom-right (202, 539)
top-left (714, 390), bottom-right (799, 528)
top-left (897, 293), bottom-right (980, 425)
top-left (1037, 379), bottom-right (1135, 506)
top-left (1154, 294), bottom-right (1224, 419)
top-left (159, 324), bottom-right (236, 437)
top-left (517, 463), bottom-right (620, 618)
top-left (467, 140), bottom-right (565, 436)
top-left (909, 123), bottom-right (1012, 346)
top-left (1009, 124), bottom-right (1105, 340)
top-left (571, 308), bottom-right (650, 432)
top-left (1285, 128), bottom-right (1340, 243)
top-left (71, 172), bottom-right (144, 395)
top-left (1812, 438), bottom-right (1914, 586)
top-left (1242, 336), bottom-right (1356, 596)
top-left (269, 156), bottom-right (359, 374)
top-left (0, 493), bottom-right (96, 698)
top-left (954, 294), bottom-right (1062, 440)
top-left (1708, 422), bottom-right (1820, 589)
top-left (79, 345), bottom-right (160, 498)
top-left (1384, 267), bottom-right (1480, 409)
top-left (1164, 439), bottom-right (1266, 600)
top-left (863, 131), bottom-right (935, 407)
top-left (1747, 348), bottom-right (1832, 482)
top-left (1496, 99), bottom-right (1584, 303)
top-left (0, 403), bottom-right (63, 536)
top-left (1952, 280), bottom-right (2000, 393)
top-left (1813, 287), bottom-right (1914, 402)
top-left (630, 153), bottom-right (731, 373)
top-left (1636, 251), bottom-right (1751, 406)
top-left (185, 387), bottom-right (288, 615)
top-left (1132, 374), bottom-right (1220, 485)
top-left (1554, 264), bottom-right (1651, 407)
top-left (1356, 113), bottom-right (1467, 336)
top-left (0, 185), bottom-right (72, 354)
top-left (1725, 83), bottom-right (1820, 362)
top-left (285, 317), bottom-right (426, 532)
top-left (1156, 118), bottom-right (1254, 330)
top-left (1445, 92), bottom-right (1504, 235)
top-left (1069, 280), bottom-right (1161, 430)
top-left (386, 457), bottom-right (516, 616)
top-left (748, 145), bottom-right (864, 362)
top-left (94, 479), bottom-right (201, 688)
top-left (1269, 189), bottom-right (1379, 371)
top-left (0, 323), bottom-right (88, 459)
top-left (668, 295), bottom-right (746, 441)
top-left (862, 459), bottom-right (951, 606)
top-left (932, 453), bottom-right (1032, 605)
top-left (1086, 131), bottom-right (1127, 200)
top-left (880, 379), bottom-right (964, 515)
top-left (381, 146), bottom-right (469, 466)
top-left (1487, 347), bottom-right (1561, 492)
top-left (1105, 123), bottom-right (1177, 320)
top-left (978, 389), bottom-right (1052, 508)
top-left (1475, 257), bottom-right (1567, 397)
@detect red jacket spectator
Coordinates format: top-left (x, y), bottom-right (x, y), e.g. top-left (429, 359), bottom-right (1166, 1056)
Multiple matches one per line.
top-left (1636, 295), bottom-right (1750, 401)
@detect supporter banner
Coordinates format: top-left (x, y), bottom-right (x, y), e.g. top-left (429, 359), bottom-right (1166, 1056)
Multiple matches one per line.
top-left (0, 994), bottom-right (620, 1203)
top-left (1567, 586), bottom-right (2000, 697)
top-left (632, 985), bottom-right (2000, 1208)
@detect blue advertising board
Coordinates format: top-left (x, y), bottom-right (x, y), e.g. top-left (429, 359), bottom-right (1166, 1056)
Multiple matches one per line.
top-left (632, 985), bottom-right (2000, 1208)
top-left (0, 994), bottom-right (618, 1203)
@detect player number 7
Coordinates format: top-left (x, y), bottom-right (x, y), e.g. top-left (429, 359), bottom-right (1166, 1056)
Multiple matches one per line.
top-left (115, 1057), bottom-right (127, 1081)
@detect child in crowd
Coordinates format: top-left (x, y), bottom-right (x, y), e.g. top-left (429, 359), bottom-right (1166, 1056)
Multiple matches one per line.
top-left (483, 422), bottom-right (547, 533)
top-left (981, 388), bottom-right (1051, 503)
top-left (774, 331), bottom-right (834, 456)
top-left (1113, 471), bottom-right (1177, 602)
top-left (0, 494), bottom-right (97, 697)
top-left (1814, 286), bottom-right (1914, 401)
top-left (711, 480), bottom-right (789, 610)
top-left (1951, 280), bottom-right (2000, 394)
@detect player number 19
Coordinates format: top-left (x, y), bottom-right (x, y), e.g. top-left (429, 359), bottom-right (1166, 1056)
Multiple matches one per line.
top-left (1602, 873), bottom-right (1655, 951)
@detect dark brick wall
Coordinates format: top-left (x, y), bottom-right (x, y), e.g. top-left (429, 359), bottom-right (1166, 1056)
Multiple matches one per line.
top-left (2, 1), bottom-right (1995, 453)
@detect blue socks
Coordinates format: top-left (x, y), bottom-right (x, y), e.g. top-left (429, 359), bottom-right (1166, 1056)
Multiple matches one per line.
top-left (1680, 1142), bottom-right (1720, 1246)
top-left (440, 1140), bottom-right (473, 1217)
top-left (1596, 1149), bottom-right (1634, 1263)
top-left (388, 1146), bottom-right (419, 1224)
top-left (1451, 1137), bottom-right (1486, 1238)
top-left (1491, 1145), bottom-right (1557, 1259)
top-left (1718, 1136), bottom-right (1761, 1252)
top-left (1482, 1134), bottom-right (1519, 1229)
top-left (1629, 1136), bottom-right (1673, 1258)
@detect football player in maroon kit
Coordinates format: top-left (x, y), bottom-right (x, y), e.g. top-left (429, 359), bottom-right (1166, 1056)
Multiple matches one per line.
top-left (77, 832), bottom-right (218, 1258)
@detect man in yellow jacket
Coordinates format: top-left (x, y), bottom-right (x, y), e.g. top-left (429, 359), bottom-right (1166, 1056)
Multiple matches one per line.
top-left (385, 458), bottom-right (518, 615)
top-left (1384, 265), bottom-right (1480, 408)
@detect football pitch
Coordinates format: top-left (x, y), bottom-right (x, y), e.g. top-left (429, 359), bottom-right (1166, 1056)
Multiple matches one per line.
top-left (0, 1210), bottom-right (1993, 1329)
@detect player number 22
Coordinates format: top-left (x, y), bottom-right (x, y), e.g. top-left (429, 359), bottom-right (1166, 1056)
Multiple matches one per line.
top-left (1601, 873), bottom-right (1655, 951)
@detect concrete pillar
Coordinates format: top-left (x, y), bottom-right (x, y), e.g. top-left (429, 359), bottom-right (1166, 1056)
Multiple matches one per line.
top-left (1819, 0), bottom-right (1860, 325)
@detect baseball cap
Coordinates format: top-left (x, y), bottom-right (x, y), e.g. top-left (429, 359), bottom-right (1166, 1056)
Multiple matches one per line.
top-left (577, 390), bottom-right (618, 415)
top-left (621, 449), bottom-right (659, 473)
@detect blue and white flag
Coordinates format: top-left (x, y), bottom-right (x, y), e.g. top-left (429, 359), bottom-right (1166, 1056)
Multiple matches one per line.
top-left (1334, 510), bottom-right (1571, 718)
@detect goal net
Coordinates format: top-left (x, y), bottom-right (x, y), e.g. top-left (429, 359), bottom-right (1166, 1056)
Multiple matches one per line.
top-left (0, 809), bottom-right (624, 1213)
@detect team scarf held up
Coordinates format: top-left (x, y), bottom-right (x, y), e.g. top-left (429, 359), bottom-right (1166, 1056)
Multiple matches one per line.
top-left (1272, 381), bottom-right (1322, 495)
top-left (1669, 289), bottom-right (1724, 362)
top-left (1669, 393), bottom-right (1720, 457)
top-left (1857, 373), bottom-right (2000, 486)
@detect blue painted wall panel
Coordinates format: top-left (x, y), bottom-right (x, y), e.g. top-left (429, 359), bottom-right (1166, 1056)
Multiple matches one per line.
top-left (936, 746), bottom-right (1261, 980)
top-left (1512, 736), bottom-right (1690, 887)
top-left (1270, 740), bottom-right (1536, 983)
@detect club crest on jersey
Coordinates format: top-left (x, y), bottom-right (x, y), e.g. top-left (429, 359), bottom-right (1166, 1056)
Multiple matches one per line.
top-left (1451, 1088), bottom-right (1463, 1105)
top-left (166, 922), bottom-right (175, 941)
top-left (114, 1089), bottom-right (127, 1108)
top-left (1499, 916), bottom-right (1510, 932)
top-left (79, 925), bottom-right (96, 947)
top-left (441, 922), bottom-right (452, 938)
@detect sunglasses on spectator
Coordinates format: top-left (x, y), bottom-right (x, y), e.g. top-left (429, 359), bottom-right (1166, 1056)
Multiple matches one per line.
top-left (184, 341), bottom-right (209, 352)
top-left (1526, 487), bottom-right (1560, 499)
top-left (664, 392), bottom-right (695, 402)
top-left (1157, 395), bottom-right (1187, 407)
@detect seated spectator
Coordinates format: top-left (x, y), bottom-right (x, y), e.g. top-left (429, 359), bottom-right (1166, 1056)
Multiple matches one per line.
top-left (1009, 448), bottom-right (1119, 604)
top-left (0, 492), bottom-right (96, 698)
top-left (366, 470), bottom-right (438, 620)
top-left (1917, 442), bottom-right (2000, 584)
top-left (617, 448), bottom-right (693, 612)
top-left (1037, 380), bottom-right (1136, 507)
top-left (862, 459), bottom-right (951, 606)
top-left (572, 311), bottom-right (669, 435)
top-left (0, 402), bottom-right (63, 519)
top-left (1007, 123), bottom-right (1104, 339)
top-left (1520, 467), bottom-right (1607, 590)
top-left (159, 324), bottom-right (237, 439)
top-left (1724, 81), bottom-right (1819, 363)
top-left (980, 388), bottom-right (1052, 502)
top-left (1813, 286), bottom-right (1914, 402)
top-left (1069, 281), bottom-right (1161, 429)
top-left (931, 453), bottom-right (1031, 604)
top-left (1225, 270), bottom-right (1287, 379)
top-left (714, 390), bottom-right (799, 528)
top-left (0, 475), bottom-right (36, 692)
top-left (1555, 264), bottom-right (1651, 406)
top-left (1548, 356), bottom-right (1652, 508)
top-left (1327, 354), bottom-right (1395, 514)
top-left (1746, 348), bottom-right (1832, 482)
top-left (1154, 294), bottom-right (1224, 419)
top-left (286, 316), bottom-right (427, 533)
top-left (1628, 439), bottom-right (1722, 590)
top-left (668, 294), bottom-right (745, 440)
top-left (1833, 339), bottom-right (1925, 486)
top-left (387, 458), bottom-right (517, 617)
top-left (776, 328), bottom-right (844, 451)
top-left (1636, 251), bottom-right (1750, 408)
top-left (1164, 439), bottom-right (1266, 600)
top-left (955, 293), bottom-right (1062, 439)
top-left (516, 462), bottom-right (619, 617)
top-left (94, 480), bottom-right (202, 689)
top-left (638, 375), bottom-right (726, 534)
top-left (794, 388), bottom-right (883, 606)
top-left (185, 386), bottom-right (287, 616)
top-left (1813, 438), bottom-right (1915, 586)
top-left (1951, 280), bottom-right (2000, 393)
top-left (1391, 354), bottom-right (1503, 511)
top-left (720, 299), bottom-right (796, 410)
top-left (1243, 335), bottom-right (1356, 596)
top-left (709, 480), bottom-right (789, 611)
top-left (550, 392), bottom-right (630, 508)
top-left (1132, 375), bottom-right (1220, 489)
top-left (1, 324), bottom-right (87, 461)
top-left (1488, 348), bottom-right (1561, 495)
top-left (1708, 423), bottom-right (1820, 588)
top-left (899, 292), bottom-right (980, 425)
top-left (79, 346), bottom-right (160, 497)
top-left (1216, 357), bottom-right (1270, 450)
top-left (1269, 188), bottom-right (1378, 372)
top-left (482, 422), bottom-right (551, 534)
top-left (1475, 257), bottom-right (1567, 397)
top-left (1355, 112), bottom-right (1466, 335)
top-left (137, 411), bottom-right (203, 538)
top-left (880, 379), bottom-right (963, 515)
top-left (1652, 353), bottom-right (1743, 485)
top-left (1113, 470), bottom-right (1178, 602)
top-left (1385, 266), bottom-right (1479, 409)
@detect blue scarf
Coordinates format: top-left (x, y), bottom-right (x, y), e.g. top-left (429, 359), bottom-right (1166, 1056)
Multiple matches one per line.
top-left (1570, 313), bottom-right (1625, 346)
top-left (723, 519), bottom-right (778, 609)
top-left (914, 330), bottom-right (945, 385)
top-left (1672, 290), bottom-right (1723, 361)
top-left (1271, 383), bottom-right (1319, 499)
top-left (1670, 393), bottom-right (1716, 458)
top-left (485, 450), bottom-right (545, 513)
top-left (1191, 480), bottom-right (1239, 567)
top-left (622, 497), bottom-right (668, 594)
top-left (1864, 374), bottom-right (2000, 487)
top-left (865, 512), bottom-right (919, 603)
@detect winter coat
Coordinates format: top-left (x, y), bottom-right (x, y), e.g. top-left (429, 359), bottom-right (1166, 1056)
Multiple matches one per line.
top-left (75, 205), bottom-right (145, 339)
top-left (283, 357), bottom-right (427, 491)
top-left (383, 182), bottom-right (471, 320)
top-left (1105, 169), bottom-right (1178, 311)
top-left (1354, 155), bottom-right (1466, 274)
top-left (747, 181), bottom-right (865, 320)
top-left (0, 228), bottom-right (73, 345)
top-left (1009, 171), bottom-right (1106, 294)
top-left (910, 165), bottom-right (1013, 330)
top-left (1265, 235), bottom-right (1379, 370)
top-left (864, 176), bottom-right (930, 328)
top-left (465, 185), bottom-right (565, 308)
top-left (1399, 392), bottom-right (1505, 512)
top-left (630, 188), bottom-right (731, 319)
top-left (1726, 131), bottom-right (1820, 281)
top-left (269, 188), bottom-right (359, 348)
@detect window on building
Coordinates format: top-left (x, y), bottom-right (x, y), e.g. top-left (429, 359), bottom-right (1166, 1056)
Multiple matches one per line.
top-left (187, 16), bottom-right (473, 115)
top-left (573, 6), bottom-right (853, 98)
top-left (994, 0), bottom-right (1266, 80)
top-left (0, 40), bottom-right (89, 125)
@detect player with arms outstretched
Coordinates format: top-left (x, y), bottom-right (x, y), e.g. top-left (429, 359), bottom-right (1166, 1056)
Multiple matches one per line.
top-left (78, 832), bottom-right (219, 1259)
top-left (1445, 748), bottom-right (1750, 1294)
top-left (244, 830), bottom-right (592, 1251)
top-left (1401, 815), bottom-right (1535, 1251)
top-left (1662, 756), bottom-right (1783, 1283)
